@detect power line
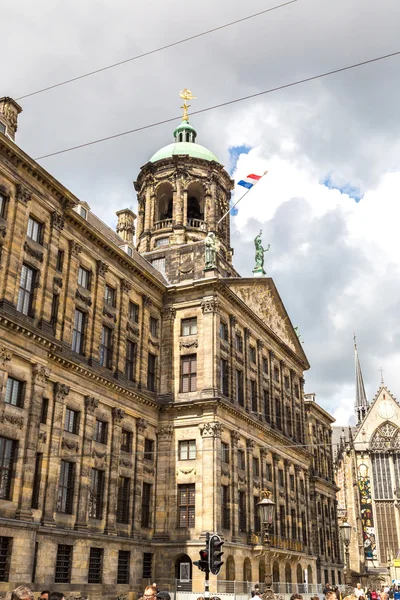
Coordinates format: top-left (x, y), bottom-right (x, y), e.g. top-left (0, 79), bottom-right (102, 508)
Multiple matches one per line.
top-left (15, 0), bottom-right (298, 101)
top-left (34, 48), bottom-right (400, 161)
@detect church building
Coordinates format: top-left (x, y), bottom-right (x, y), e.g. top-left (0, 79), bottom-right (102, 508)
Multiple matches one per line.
top-left (0, 94), bottom-right (342, 598)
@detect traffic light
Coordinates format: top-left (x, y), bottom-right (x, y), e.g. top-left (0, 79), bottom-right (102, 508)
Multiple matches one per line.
top-left (209, 534), bottom-right (224, 575)
top-left (194, 546), bottom-right (209, 573)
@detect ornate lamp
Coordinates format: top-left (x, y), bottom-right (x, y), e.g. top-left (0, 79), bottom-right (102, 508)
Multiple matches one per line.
top-left (258, 491), bottom-right (276, 600)
top-left (340, 521), bottom-right (352, 591)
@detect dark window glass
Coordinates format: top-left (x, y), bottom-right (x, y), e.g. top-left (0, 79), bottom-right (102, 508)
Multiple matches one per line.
top-left (236, 370), bottom-right (244, 406)
top-left (266, 463), bottom-right (273, 482)
top-left (117, 477), bottom-right (130, 524)
top-left (150, 316), bottom-right (158, 337)
top-left (55, 544), bottom-right (72, 583)
top-left (284, 375), bottom-right (290, 390)
top-left (117, 550), bottom-right (130, 585)
top-left (290, 474), bottom-right (295, 491)
top-left (262, 357), bottom-right (268, 374)
top-left (273, 366), bottom-right (280, 382)
top-left (125, 340), bottom-right (136, 381)
top-left (88, 547), bottom-right (103, 584)
top-left (27, 216), bottom-right (42, 243)
top-left (0, 193), bottom-right (6, 218)
top-left (300, 479), bottom-right (305, 495)
top-left (141, 482), bottom-right (152, 528)
top-left (64, 408), bottom-right (79, 434)
top-left (99, 325), bottom-right (113, 368)
top-left (291, 508), bottom-right (297, 539)
top-left (181, 354), bottom-right (197, 392)
top-left (253, 457), bottom-right (260, 477)
top-left (142, 553), bottom-right (153, 579)
top-left (251, 380), bottom-right (257, 412)
top-left (263, 390), bottom-right (270, 422)
top-left (178, 484), bottom-right (195, 528)
top-left (0, 537), bottom-right (12, 582)
top-left (72, 309), bottom-right (86, 354)
top-left (222, 442), bottom-right (230, 464)
top-left (121, 430), bottom-right (132, 453)
top-left (89, 469), bottom-right (104, 519)
top-left (0, 437), bottom-right (15, 500)
top-left (77, 266), bottom-right (90, 290)
top-left (40, 397), bottom-right (49, 424)
top-left (249, 346), bottom-right (256, 363)
top-left (50, 294), bottom-right (59, 329)
top-left (57, 461), bottom-right (74, 514)
top-left (104, 284), bottom-right (116, 307)
top-left (179, 440), bottom-right (196, 460)
top-left (5, 377), bottom-right (24, 407)
top-left (222, 485), bottom-right (230, 530)
top-left (220, 358), bottom-right (228, 396)
top-left (144, 438), bottom-right (154, 461)
top-left (280, 505), bottom-right (286, 537)
top-left (31, 453), bottom-right (42, 509)
top-left (56, 250), bottom-right (64, 272)
top-left (128, 302), bottom-right (139, 323)
top-left (294, 383), bottom-right (300, 398)
top-left (235, 333), bottom-right (243, 353)
top-left (220, 321), bottom-right (228, 342)
top-left (275, 398), bottom-right (282, 430)
top-left (254, 496), bottom-right (261, 533)
top-left (239, 491), bottom-right (246, 532)
top-left (181, 317), bottom-right (197, 336)
top-left (17, 264), bottom-right (36, 316)
top-left (238, 449), bottom-right (245, 471)
top-left (147, 353), bottom-right (156, 391)
top-left (279, 470), bottom-right (284, 487)
top-left (94, 419), bottom-right (107, 444)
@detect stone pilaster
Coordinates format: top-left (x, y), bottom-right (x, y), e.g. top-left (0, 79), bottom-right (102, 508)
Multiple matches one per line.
top-left (243, 328), bottom-right (250, 412)
top-left (273, 453), bottom-right (281, 536)
top-left (0, 347), bottom-right (12, 390)
top-left (105, 407), bottom-right (125, 535)
top-left (305, 470), bottom-right (313, 553)
top-left (115, 279), bottom-right (132, 377)
top-left (42, 382), bottom-right (70, 526)
top-left (260, 448), bottom-right (268, 491)
top-left (230, 430), bottom-right (240, 541)
top-left (229, 315), bottom-right (237, 403)
top-left (131, 418), bottom-right (147, 538)
top-left (295, 464), bottom-right (301, 543)
top-left (300, 377), bottom-right (306, 443)
top-left (74, 396), bottom-right (98, 531)
top-left (60, 240), bottom-right (82, 344)
top-left (15, 364), bottom-right (51, 521)
top-left (88, 260), bottom-right (109, 366)
top-left (201, 297), bottom-right (219, 397)
top-left (159, 306), bottom-right (176, 400)
top-left (269, 350), bottom-right (276, 425)
top-left (153, 425), bottom-right (174, 541)
top-left (39, 211), bottom-right (65, 329)
top-left (199, 421), bottom-right (222, 534)
top-left (138, 294), bottom-right (151, 389)
top-left (257, 340), bottom-right (264, 420)
top-left (246, 439), bottom-right (255, 533)
top-left (284, 458), bottom-right (290, 537)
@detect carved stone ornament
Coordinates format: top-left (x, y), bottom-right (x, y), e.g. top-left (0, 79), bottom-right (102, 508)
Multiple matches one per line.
top-left (199, 422), bottom-right (222, 438)
top-left (0, 347), bottom-right (13, 367)
top-left (257, 339), bottom-right (264, 350)
top-left (238, 473), bottom-right (247, 484)
top-left (254, 480), bottom-right (261, 489)
top-left (16, 184), bottom-right (32, 204)
top-left (53, 276), bottom-right (63, 289)
top-left (69, 239), bottom-right (82, 257)
top-left (112, 407), bottom-right (125, 424)
top-left (75, 289), bottom-right (92, 307)
top-left (161, 306), bottom-right (176, 320)
top-left (221, 463), bottom-right (230, 476)
top-left (32, 364), bottom-right (51, 385)
top-left (231, 430), bottom-right (241, 446)
top-left (61, 438), bottom-right (79, 452)
top-left (120, 457), bottom-right (133, 469)
top-left (54, 382), bottom-right (70, 401)
top-left (97, 260), bottom-right (109, 277)
top-left (246, 439), bottom-right (255, 451)
top-left (144, 465), bottom-right (156, 475)
top-left (177, 467), bottom-right (196, 476)
top-left (92, 447), bottom-right (107, 460)
top-left (24, 241), bottom-right (43, 262)
top-left (103, 306), bottom-right (117, 322)
top-left (142, 294), bottom-right (152, 308)
top-left (0, 411), bottom-right (23, 429)
top-left (127, 322), bottom-right (139, 337)
top-left (85, 396), bottom-right (99, 414)
top-left (51, 211), bottom-right (65, 231)
top-left (38, 431), bottom-right (47, 444)
top-left (0, 223), bottom-right (7, 239)
top-left (229, 314), bottom-right (237, 327)
top-left (60, 197), bottom-right (77, 211)
top-left (260, 448), bottom-right (269, 459)
top-left (201, 298), bottom-right (220, 314)
top-left (121, 279), bottom-right (132, 293)
top-left (148, 338), bottom-right (160, 349)
top-left (179, 339), bottom-right (198, 350)
top-left (158, 425), bottom-right (173, 441)
top-left (137, 417), bottom-right (148, 433)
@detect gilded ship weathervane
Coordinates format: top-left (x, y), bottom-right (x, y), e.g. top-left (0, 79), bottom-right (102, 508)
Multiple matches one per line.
top-left (180, 88), bottom-right (196, 122)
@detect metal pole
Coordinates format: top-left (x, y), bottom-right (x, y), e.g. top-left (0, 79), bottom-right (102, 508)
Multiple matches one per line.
top-left (262, 525), bottom-right (275, 600)
top-left (205, 532), bottom-right (210, 599)
top-left (216, 171), bottom-right (268, 227)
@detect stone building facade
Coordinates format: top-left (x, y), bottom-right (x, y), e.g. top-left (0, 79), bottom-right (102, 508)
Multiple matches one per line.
top-left (0, 97), bottom-right (342, 598)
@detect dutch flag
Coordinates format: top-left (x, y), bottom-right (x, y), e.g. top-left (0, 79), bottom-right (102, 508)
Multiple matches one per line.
top-left (237, 173), bottom-right (264, 189)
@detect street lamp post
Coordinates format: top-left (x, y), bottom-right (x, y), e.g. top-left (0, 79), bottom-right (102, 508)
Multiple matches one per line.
top-left (258, 491), bottom-right (276, 600)
top-left (340, 521), bottom-right (353, 594)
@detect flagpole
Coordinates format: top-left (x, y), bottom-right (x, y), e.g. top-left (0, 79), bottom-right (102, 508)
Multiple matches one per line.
top-left (216, 170), bottom-right (268, 227)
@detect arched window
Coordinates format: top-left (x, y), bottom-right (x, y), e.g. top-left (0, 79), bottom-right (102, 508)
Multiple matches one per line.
top-left (186, 182), bottom-right (205, 224)
top-left (272, 561), bottom-right (280, 583)
top-left (307, 565), bottom-right (313, 584)
top-left (156, 183), bottom-right (173, 222)
top-left (174, 553), bottom-right (192, 591)
top-left (285, 563), bottom-right (292, 583)
top-left (243, 558), bottom-right (252, 582)
top-left (226, 556), bottom-right (235, 581)
top-left (297, 563), bottom-right (303, 584)
top-left (259, 558), bottom-right (265, 585)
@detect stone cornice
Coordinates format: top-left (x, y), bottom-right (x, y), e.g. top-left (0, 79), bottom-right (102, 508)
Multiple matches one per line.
top-left (0, 311), bottom-right (61, 352)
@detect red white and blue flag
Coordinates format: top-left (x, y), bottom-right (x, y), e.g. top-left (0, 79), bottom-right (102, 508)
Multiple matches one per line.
top-left (237, 173), bottom-right (265, 189)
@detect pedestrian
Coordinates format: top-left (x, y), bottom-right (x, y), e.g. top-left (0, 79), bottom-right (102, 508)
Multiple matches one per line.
top-left (324, 585), bottom-right (332, 596)
top-left (49, 593), bottom-right (65, 600)
top-left (39, 592), bottom-right (49, 600)
top-left (355, 585), bottom-right (366, 599)
top-left (252, 585), bottom-right (261, 598)
top-left (144, 585), bottom-right (158, 600)
top-left (326, 591), bottom-right (337, 600)
top-left (371, 590), bottom-right (378, 600)
top-left (156, 593), bottom-right (171, 600)
top-left (290, 594), bottom-right (303, 600)
top-left (5, 588), bottom-right (34, 600)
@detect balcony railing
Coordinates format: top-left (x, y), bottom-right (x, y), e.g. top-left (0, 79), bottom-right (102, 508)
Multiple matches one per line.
top-left (187, 218), bottom-right (206, 230)
top-left (270, 534), bottom-right (304, 553)
top-left (153, 219), bottom-right (173, 231)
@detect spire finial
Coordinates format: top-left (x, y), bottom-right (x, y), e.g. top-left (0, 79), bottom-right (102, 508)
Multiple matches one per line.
top-left (379, 367), bottom-right (384, 386)
top-left (353, 332), bottom-right (357, 348)
top-left (354, 335), bottom-right (369, 424)
top-left (180, 88), bottom-right (196, 122)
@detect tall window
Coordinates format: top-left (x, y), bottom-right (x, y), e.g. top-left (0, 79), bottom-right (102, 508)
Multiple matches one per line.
top-left (294, 383), bottom-right (300, 398)
top-left (220, 321), bottom-right (228, 341)
top-left (280, 505), bottom-right (286, 537)
top-left (236, 370), bottom-right (244, 406)
top-left (57, 461), bottom-right (74, 514)
top-left (278, 470), bottom-right (284, 487)
top-left (263, 389), bottom-right (270, 422)
top-left (27, 216), bottom-right (42, 243)
top-left (71, 309), bottom-right (86, 354)
top-left (181, 354), bottom-right (197, 392)
top-left (178, 484), bottom-right (195, 528)
top-left (117, 550), bottom-right (130, 585)
top-left (0, 193), bottom-right (6, 218)
top-left (128, 301), bottom-right (139, 323)
top-left (275, 398), bottom-right (282, 430)
top-left (251, 380), bottom-right (257, 412)
top-left (181, 317), bottom-right (197, 336)
top-left (220, 358), bottom-right (228, 396)
top-left (249, 346), bottom-right (256, 364)
top-left (235, 333), bottom-right (243, 353)
top-left (64, 408), bottom-right (79, 434)
top-left (31, 453), bottom-right (43, 509)
top-left (253, 457), bottom-right (260, 477)
top-left (266, 463), bottom-right (273, 482)
top-left (89, 469), bottom-right (104, 519)
top-left (50, 294), bottom-right (59, 329)
top-left (262, 357), bottom-right (268, 374)
top-left (221, 442), bottom-right (230, 464)
top-left (17, 264), bottom-right (36, 316)
top-left (150, 316), bottom-right (159, 337)
top-left (55, 545), bottom-right (72, 583)
top-left (375, 502), bottom-right (399, 563)
top-left (0, 537), bottom-right (12, 582)
top-left (88, 547), bottom-right (103, 584)
top-left (254, 496), bottom-right (261, 532)
top-left (56, 249), bottom-right (64, 272)
top-left (179, 440), bottom-right (196, 460)
top-left (142, 553), bottom-right (153, 579)
top-left (99, 325), bottom-right (113, 368)
top-left (40, 398), bottom-right (49, 424)
top-left (291, 508), bottom-right (297, 539)
top-left (5, 377), bottom-right (24, 407)
top-left (0, 437), bottom-right (15, 500)
top-left (117, 477), bottom-right (130, 524)
top-left (141, 482), bottom-right (152, 528)
top-left (238, 449), bottom-right (246, 471)
top-left (77, 266), bottom-right (90, 289)
top-left (121, 430), bottom-right (132, 453)
top-left (147, 353), bottom-right (156, 391)
top-left (125, 340), bottom-right (136, 381)
top-left (144, 438), bottom-right (154, 461)
top-left (273, 366), bottom-right (280, 382)
top-left (104, 284), bottom-right (116, 307)
top-left (372, 454), bottom-right (393, 499)
top-left (94, 419), bottom-right (107, 444)
top-left (239, 491), bottom-right (246, 531)
top-left (222, 485), bottom-right (230, 529)
top-left (284, 375), bottom-right (290, 390)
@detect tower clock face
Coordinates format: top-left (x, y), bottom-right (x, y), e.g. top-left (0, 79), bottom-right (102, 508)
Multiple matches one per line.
top-left (378, 401), bottom-right (395, 420)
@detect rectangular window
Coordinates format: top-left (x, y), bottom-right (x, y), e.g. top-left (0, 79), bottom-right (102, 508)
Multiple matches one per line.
top-left (50, 294), bottom-right (59, 329)
top-left (181, 317), bottom-right (197, 336)
top-left (155, 237), bottom-right (169, 247)
top-left (77, 266), bottom-right (90, 290)
top-left (249, 345), bottom-right (256, 363)
top-left (117, 477), bottom-right (130, 524)
top-left (273, 366), bottom-right (280, 382)
top-left (262, 357), bottom-right (268, 374)
top-left (104, 284), bottom-right (116, 307)
top-left (239, 491), bottom-right (246, 532)
top-left (280, 505), bottom-right (286, 537)
top-left (57, 461), bottom-right (74, 514)
top-left (221, 442), bottom-right (230, 464)
top-left (222, 485), bottom-right (230, 530)
top-left (128, 301), bottom-right (139, 323)
top-left (0, 193), bottom-right (6, 218)
top-left (253, 457), bottom-right (260, 477)
top-left (121, 430), bottom-right (132, 453)
top-left (40, 397), bottom-right (49, 424)
top-left (178, 484), bottom-right (195, 528)
top-left (254, 496), bottom-right (261, 533)
top-left (144, 438), bottom-right (154, 461)
top-left (181, 354), bottom-right (197, 392)
top-left (27, 216), bottom-right (42, 243)
top-left (64, 408), bottom-right (79, 434)
top-left (284, 375), bottom-right (290, 390)
top-left (117, 550), bottom-right (130, 585)
top-left (300, 479), bottom-right (305, 495)
top-left (89, 469), bottom-right (104, 519)
top-left (266, 463), bottom-right (273, 482)
top-left (142, 553), bottom-right (153, 579)
top-left (278, 470), bottom-right (284, 487)
top-left (71, 309), bottom-right (86, 354)
top-left (5, 377), bottom-right (24, 407)
top-left (77, 205), bottom-right (87, 219)
top-left (372, 454), bottom-right (393, 499)
top-left (236, 370), bottom-right (244, 406)
top-left (99, 325), bottom-right (113, 368)
top-left (94, 419), bottom-right (107, 444)
top-left (220, 321), bottom-right (228, 342)
top-left (294, 383), bottom-right (300, 398)
top-left (290, 474), bottom-right (295, 491)
top-left (125, 340), bottom-right (136, 381)
top-left (0, 536), bottom-right (12, 582)
top-left (238, 449), bottom-right (245, 471)
top-left (17, 264), bottom-right (36, 316)
top-left (150, 316), bottom-right (159, 337)
top-left (147, 352), bottom-right (156, 392)
top-left (55, 544), bottom-right (72, 584)
top-left (275, 398), bottom-right (282, 430)
top-left (141, 482), bottom-right (152, 528)
top-left (251, 380), bottom-right (257, 412)
top-left (151, 257), bottom-right (166, 275)
top-left (235, 333), bottom-right (243, 353)
top-left (179, 440), bottom-right (196, 460)
top-left (31, 453), bottom-right (42, 509)
top-left (220, 358), bottom-right (228, 396)
top-left (88, 547), bottom-right (103, 584)
top-left (0, 122), bottom-right (5, 135)
top-left (263, 389), bottom-right (270, 422)
top-left (56, 249), bottom-right (64, 272)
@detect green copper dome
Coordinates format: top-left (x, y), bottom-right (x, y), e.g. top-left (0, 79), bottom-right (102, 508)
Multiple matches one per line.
top-left (149, 119), bottom-right (220, 164)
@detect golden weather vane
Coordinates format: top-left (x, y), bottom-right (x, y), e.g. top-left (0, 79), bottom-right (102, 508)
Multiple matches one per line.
top-left (180, 88), bottom-right (196, 122)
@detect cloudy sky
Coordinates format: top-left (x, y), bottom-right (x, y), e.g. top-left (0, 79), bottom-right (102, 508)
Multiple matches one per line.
top-left (3, 0), bottom-right (400, 425)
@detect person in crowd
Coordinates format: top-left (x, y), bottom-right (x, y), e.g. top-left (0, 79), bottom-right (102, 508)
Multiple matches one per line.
top-left (326, 591), bottom-right (338, 600)
top-left (144, 585), bottom-right (158, 600)
top-left (290, 594), bottom-right (303, 600)
top-left (389, 588), bottom-right (394, 600)
top-left (156, 593), bottom-right (171, 600)
top-left (371, 590), bottom-right (378, 600)
top-left (355, 585), bottom-right (366, 599)
top-left (393, 588), bottom-right (400, 600)
top-left (49, 593), bottom-right (65, 600)
top-left (251, 584), bottom-right (261, 598)
top-left (6, 588), bottom-right (34, 600)
top-left (324, 585), bottom-right (333, 596)
top-left (39, 592), bottom-right (49, 600)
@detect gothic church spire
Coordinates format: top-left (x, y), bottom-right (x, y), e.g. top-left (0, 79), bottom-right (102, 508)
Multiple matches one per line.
top-left (354, 334), bottom-right (369, 424)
